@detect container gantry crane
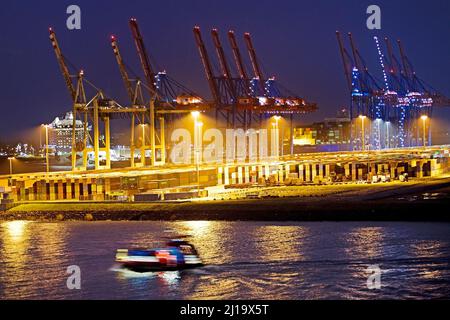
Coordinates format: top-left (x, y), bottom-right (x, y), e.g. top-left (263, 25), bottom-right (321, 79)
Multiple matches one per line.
top-left (111, 34), bottom-right (150, 167)
top-left (228, 30), bottom-right (258, 129)
top-left (211, 28), bottom-right (238, 128)
top-left (337, 31), bottom-right (450, 150)
top-left (130, 19), bottom-right (207, 109)
top-left (49, 27), bottom-right (112, 171)
top-left (336, 31), bottom-right (386, 150)
top-left (111, 35), bottom-right (145, 106)
top-left (129, 18), bottom-right (157, 96)
top-left (194, 26), bottom-right (317, 131)
top-left (125, 19), bottom-right (210, 165)
top-left (49, 28), bottom-right (78, 103)
top-left (243, 32), bottom-right (267, 97)
top-left (193, 26), bottom-right (227, 122)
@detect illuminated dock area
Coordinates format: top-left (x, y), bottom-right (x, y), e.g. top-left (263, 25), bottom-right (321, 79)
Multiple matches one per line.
top-left (1, 145), bottom-right (449, 203)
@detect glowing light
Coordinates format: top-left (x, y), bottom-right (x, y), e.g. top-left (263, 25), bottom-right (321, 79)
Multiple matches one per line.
top-left (346, 227), bottom-right (384, 259)
top-left (157, 271), bottom-right (181, 287)
top-left (4, 221), bottom-right (30, 241)
top-left (184, 221), bottom-right (210, 230)
top-left (191, 111), bottom-right (200, 119)
top-left (179, 221), bottom-right (212, 238)
top-left (374, 36), bottom-right (390, 91)
top-left (258, 97), bottom-right (268, 105)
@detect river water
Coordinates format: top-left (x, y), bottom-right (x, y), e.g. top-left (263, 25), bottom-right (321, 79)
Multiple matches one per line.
top-left (0, 221), bottom-right (449, 300)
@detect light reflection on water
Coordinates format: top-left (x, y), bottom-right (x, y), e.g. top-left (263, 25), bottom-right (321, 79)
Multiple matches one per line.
top-left (0, 221), bottom-right (70, 299)
top-left (345, 227), bottom-right (385, 260)
top-left (0, 221), bottom-right (449, 300)
top-left (253, 225), bottom-right (309, 262)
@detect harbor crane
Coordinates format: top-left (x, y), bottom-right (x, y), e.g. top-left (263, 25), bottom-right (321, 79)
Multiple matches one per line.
top-left (337, 31), bottom-right (450, 150)
top-left (193, 26), bottom-right (317, 132)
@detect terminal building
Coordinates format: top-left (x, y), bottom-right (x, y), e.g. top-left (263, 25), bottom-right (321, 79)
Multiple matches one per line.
top-left (294, 108), bottom-right (351, 151)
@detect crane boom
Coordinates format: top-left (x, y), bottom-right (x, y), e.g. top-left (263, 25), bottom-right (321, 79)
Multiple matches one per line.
top-left (243, 32), bottom-right (264, 81)
top-left (49, 28), bottom-right (77, 102)
top-left (336, 31), bottom-right (352, 91)
top-left (384, 37), bottom-right (397, 75)
top-left (211, 29), bottom-right (233, 79)
top-left (129, 18), bottom-right (156, 93)
top-left (383, 37), bottom-right (406, 93)
top-left (228, 30), bottom-right (248, 80)
top-left (347, 33), bottom-right (363, 73)
top-left (193, 26), bottom-right (220, 103)
top-left (397, 40), bottom-right (413, 78)
top-left (211, 29), bottom-right (236, 97)
top-left (347, 32), bottom-right (377, 92)
top-left (111, 35), bottom-right (136, 104)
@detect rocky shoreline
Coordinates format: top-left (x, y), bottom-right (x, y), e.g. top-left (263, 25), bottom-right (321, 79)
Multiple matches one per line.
top-left (1, 197), bottom-right (450, 222)
top-left (2, 177), bottom-right (450, 222)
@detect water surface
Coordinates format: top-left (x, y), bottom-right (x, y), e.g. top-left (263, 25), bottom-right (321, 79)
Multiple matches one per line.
top-left (0, 221), bottom-right (449, 300)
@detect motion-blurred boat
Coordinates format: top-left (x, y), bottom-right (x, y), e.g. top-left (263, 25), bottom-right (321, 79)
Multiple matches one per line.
top-left (115, 238), bottom-right (203, 272)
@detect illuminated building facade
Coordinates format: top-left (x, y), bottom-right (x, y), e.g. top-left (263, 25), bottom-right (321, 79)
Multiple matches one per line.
top-left (49, 112), bottom-right (91, 154)
top-left (294, 109), bottom-right (351, 146)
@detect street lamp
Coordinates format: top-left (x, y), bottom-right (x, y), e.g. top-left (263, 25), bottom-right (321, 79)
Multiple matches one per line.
top-left (386, 121), bottom-right (390, 149)
top-left (191, 111), bottom-right (200, 119)
top-left (376, 118), bottom-right (382, 150)
top-left (191, 112), bottom-right (201, 156)
top-left (274, 116), bottom-right (282, 158)
top-left (42, 124), bottom-right (50, 173)
top-left (7, 157), bottom-right (14, 175)
top-left (141, 124), bottom-right (146, 147)
top-left (421, 115), bottom-right (428, 147)
top-left (39, 125), bottom-right (42, 151)
top-left (191, 111), bottom-right (202, 195)
top-left (359, 115), bottom-right (367, 151)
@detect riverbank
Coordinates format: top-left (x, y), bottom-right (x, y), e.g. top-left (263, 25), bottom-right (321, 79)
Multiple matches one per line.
top-left (2, 177), bottom-right (450, 221)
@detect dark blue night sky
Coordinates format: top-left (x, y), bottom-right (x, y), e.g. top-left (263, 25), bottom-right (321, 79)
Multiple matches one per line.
top-left (0, 0), bottom-right (449, 141)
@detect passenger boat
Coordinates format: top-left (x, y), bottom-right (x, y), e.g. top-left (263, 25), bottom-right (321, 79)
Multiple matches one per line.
top-left (115, 238), bottom-right (203, 272)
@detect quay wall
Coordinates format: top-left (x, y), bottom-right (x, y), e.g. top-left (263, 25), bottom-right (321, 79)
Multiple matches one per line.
top-left (1, 152), bottom-right (449, 202)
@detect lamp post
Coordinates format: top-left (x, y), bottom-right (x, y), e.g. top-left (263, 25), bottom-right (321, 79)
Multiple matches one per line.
top-left (386, 121), bottom-right (390, 149)
top-left (7, 157), bottom-right (14, 175)
top-left (359, 115), bottom-right (367, 151)
top-left (191, 111), bottom-right (201, 195)
top-left (141, 124), bottom-right (146, 146)
top-left (39, 125), bottom-right (42, 152)
top-left (271, 123), bottom-right (277, 161)
top-left (421, 115), bottom-right (428, 147)
top-left (141, 123), bottom-right (146, 162)
top-left (42, 124), bottom-right (50, 173)
top-left (274, 116), bottom-right (281, 159)
top-left (376, 118), bottom-right (381, 150)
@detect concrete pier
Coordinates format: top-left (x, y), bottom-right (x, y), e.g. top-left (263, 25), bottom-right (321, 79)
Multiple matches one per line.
top-left (2, 146), bottom-right (450, 202)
